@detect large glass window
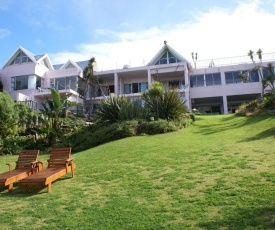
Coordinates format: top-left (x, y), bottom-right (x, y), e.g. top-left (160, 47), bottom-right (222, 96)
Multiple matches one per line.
top-left (11, 75), bottom-right (43, 91)
top-left (123, 82), bottom-right (148, 94)
top-left (225, 71), bottom-right (242, 84)
top-left (51, 76), bottom-right (78, 91)
top-left (205, 73), bottom-right (221, 86)
top-left (249, 70), bottom-right (259, 82)
top-left (190, 74), bottom-right (204, 88)
top-left (225, 70), bottom-right (259, 84)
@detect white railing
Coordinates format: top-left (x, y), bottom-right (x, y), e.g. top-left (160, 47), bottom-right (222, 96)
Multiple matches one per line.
top-left (193, 52), bottom-right (275, 69)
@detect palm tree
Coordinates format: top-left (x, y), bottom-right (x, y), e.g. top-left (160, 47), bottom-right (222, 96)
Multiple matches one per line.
top-left (247, 49), bottom-right (264, 97)
top-left (41, 88), bottom-right (81, 145)
top-left (81, 57), bottom-right (96, 114)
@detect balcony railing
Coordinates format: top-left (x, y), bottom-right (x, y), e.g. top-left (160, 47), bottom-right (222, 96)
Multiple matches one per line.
top-left (193, 52), bottom-right (275, 69)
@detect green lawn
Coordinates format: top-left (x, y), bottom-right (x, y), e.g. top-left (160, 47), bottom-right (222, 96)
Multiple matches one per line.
top-left (0, 114), bottom-right (274, 229)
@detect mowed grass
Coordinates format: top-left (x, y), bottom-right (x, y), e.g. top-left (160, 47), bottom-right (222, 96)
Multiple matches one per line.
top-left (0, 114), bottom-right (275, 229)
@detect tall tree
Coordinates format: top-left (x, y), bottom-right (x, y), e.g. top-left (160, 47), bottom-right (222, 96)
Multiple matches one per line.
top-left (80, 57), bottom-right (96, 114)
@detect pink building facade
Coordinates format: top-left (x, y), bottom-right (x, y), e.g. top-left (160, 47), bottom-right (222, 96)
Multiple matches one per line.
top-left (0, 43), bottom-right (274, 114)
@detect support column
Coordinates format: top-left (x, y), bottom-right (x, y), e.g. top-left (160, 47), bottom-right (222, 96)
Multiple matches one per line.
top-left (147, 68), bottom-right (152, 88)
top-left (114, 72), bottom-right (118, 95)
top-left (223, 95), bottom-right (228, 114)
top-left (184, 65), bottom-right (191, 109)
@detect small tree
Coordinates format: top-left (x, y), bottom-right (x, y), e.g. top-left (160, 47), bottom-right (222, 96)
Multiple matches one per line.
top-left (0, 92), bottom-right (18, 137)
top-left (14, 101), bottom-right (33, 131)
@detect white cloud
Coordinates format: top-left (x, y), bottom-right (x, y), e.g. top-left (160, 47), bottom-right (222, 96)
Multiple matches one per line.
top-left (50, 0), bottom-right (275, 70)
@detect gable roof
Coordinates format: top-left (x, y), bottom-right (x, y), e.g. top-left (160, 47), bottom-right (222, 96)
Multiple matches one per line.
top-left (146, 41), bottom-right (192, 67)
top-left (3, 46), bottom-right (54, 70)
top-left (3, 46), bottom-right (37, 68)
top-left (36, 54), bottom-right (54, 70)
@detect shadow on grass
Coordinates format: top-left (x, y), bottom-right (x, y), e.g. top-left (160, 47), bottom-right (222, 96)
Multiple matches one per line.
top-left (239, 127), bottom-right (275, 142)
top-left (195, 114), bottom-right (275, 140)
top-left (0, 177), bottom-right (73, 196)
top-left (198, 206), bottom-right (275, 229)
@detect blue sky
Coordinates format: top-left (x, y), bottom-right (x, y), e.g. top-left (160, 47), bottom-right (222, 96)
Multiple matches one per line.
top-left (0, 0), bottom-right (275, 70)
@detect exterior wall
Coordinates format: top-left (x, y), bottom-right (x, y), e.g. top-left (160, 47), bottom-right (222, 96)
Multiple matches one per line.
top-left (0, 56), bottom-right (82, 111)
top-left (189, 62), bottom-right (273, 113)
top-left (1, 62), bottom-right (36, 93)
top-left (0, 47), bottom-right (274, 115)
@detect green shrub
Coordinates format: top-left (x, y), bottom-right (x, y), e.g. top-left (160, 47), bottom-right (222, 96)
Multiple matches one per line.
top-left (95, 96), bottom-right (146, 123)
top-left (67, 120), bottom-right (139, 152)
top-left (0, 135), bottom-right (38, 155)
top-left (142, 82), bottom-right (187, 121)
top-left (262, 92), bottom-right (275, 110)
top-left (137, 120), bottom-right (179, 135)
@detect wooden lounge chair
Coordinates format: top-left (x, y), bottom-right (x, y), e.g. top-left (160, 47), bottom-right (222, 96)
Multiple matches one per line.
top-left (0, 150), bottom-right (40, 192)
top-left (20, 148), bottom-right (75, 193)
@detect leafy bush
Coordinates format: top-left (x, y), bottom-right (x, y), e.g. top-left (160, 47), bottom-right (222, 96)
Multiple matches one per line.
top-left (95, 96), bottom-right (146, 123)
top-left (142, 82), bottom-right (187, 121)
top-left (67, 120), bottom-right (139, 152)
top-left (262, 92), bottom-right (275, 110)
top-left (137, 120), bottom-right (179, 135)
top-left (0, 135), bottom-right (38, 155)
top-left (0, 92), bottom-right (19, 137)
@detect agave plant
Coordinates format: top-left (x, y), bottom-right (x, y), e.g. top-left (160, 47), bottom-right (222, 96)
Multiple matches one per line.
top-left (95, 95), bottom-right (145, 123)
top-left (142, 82), bottom-right (187, 121)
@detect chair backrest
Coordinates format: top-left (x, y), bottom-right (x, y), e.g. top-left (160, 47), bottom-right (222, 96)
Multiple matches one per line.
top-left (48, 148), bottom-right (72, 168)
top-left (16, 150), bottom-right (40, 169)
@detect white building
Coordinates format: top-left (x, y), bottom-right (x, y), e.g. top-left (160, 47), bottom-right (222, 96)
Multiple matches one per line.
top-left (0, 42), bottom-right (274, 114)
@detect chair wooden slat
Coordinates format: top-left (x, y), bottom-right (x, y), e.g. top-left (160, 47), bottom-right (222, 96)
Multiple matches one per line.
top-left (0, 150), bottom-right (40, 192)
top-left (20, 148), bottom-right (75, 193)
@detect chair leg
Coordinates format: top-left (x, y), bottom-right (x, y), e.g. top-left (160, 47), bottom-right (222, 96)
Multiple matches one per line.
top-left (71, 164), bottom-right (75, 178)
top-left (48, 183), bottom-right (51, 193)
top-left (8, 184), bottom-right (13, 192)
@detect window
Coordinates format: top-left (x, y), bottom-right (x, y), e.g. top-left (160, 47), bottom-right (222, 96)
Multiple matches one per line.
top-left (225, 70), bottom-right (259, 84)
top-left (249, 70), bottom-right (259, 82)
top-left (11, 75), bottom-right (43, 91)
top-left (51, 76), bottom-right (78, 91)
top-left (124, 84), bottom-right (131, 94)
top-left (225, 71), bottom-right (242, 84)
top-left (205, 73), bottom-right (221, 86)
top-left (155, 51), bottom-right (181, 65)
top-left (190, 74), bottom-right (204, 88)
top-left (9, 51), bottom-right (32, 65)
top-left (123, 82), bottom-right (148, 94)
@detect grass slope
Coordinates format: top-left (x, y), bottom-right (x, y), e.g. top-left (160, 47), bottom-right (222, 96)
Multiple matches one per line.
top-left (0, 114), bottom-right (274, 229)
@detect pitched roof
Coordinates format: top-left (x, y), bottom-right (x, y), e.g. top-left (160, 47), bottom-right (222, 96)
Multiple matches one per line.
top-left (3, 46), bottom-right (54, 70)
top-left (146, 41), bottom-right (192, 66)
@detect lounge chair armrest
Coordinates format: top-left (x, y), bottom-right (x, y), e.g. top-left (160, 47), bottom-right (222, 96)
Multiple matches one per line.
top-left (65, 158), bottom-right (74, 166)
top-left (65, 158), bottom-right (74, 163)
top-left (37, 160), bottom-right (46, 171)
top-left (6, 162), bottom-right (14, 171)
